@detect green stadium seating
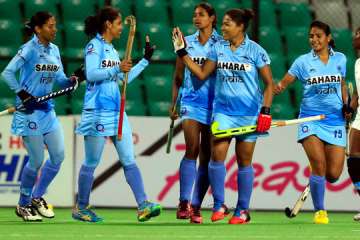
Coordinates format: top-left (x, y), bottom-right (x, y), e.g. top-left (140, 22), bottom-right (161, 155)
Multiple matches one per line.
top-left (171, 0), bottom-right (197, 24)
top-left (0, 0), bottom-right (21, 22)
top-left (111, 0), bottom-right (132, 17)
top-left (273, 87), bottom-right (291, 104)
top-left (63, 21), bottom-right (87, 59)
top-left (126, 99), bottom-right (146, 115)
top-left (66, 61), bottom-right (83, 76)
top-left (206, 0), bottom-right (241, 22)
top-left (142, 63), bottom-right (174, 77)
top-left (259, 0), bottom-right (276, 27)
top-left (284, 26), bottom-right (309, 56)
top-left (346, 56), bottom-right (356, 83)
top-left (144, 76), bottom-right (172, 101)
top-left (61, 0), bottom-right (96, 22)
top-left (135, 0), bottom-right (168, 23)
top-left (0, 20), bottom-right (22, 57)
top-left (259, 26), bottom-right (283, 54)
top-left (71, 82), bottom-right (86, 100)
top-left (138, 23), bottom-right (174, 60)
top-left (272, 102), bottom-right (296, 119)
top-left (148, 101), bottom-right (171, 116)
top-left (269, 53), bottom-right (286, 80)
top-left (332, 28), bottom-right (355, 57)
top-left (178, 24), bottom-right (197, 36)
top-left (113, 25), bottom-right (141, 59)
top-left (24, 0), bottom-right (58, 20)
top-left (54, 96), bottom-right (69, 115)
top-left (71, 99), bottom-right (83, 114)
top-left (0, 97), bottom-right (14, 110)
top-left (127, 80), bottom-right (144, 101)
top-left (278, 3), bottom-right (312, 28)
top-left (0, 80), bottom-right (15, 98)
top-left (290, 80), bottom-right (303, 108)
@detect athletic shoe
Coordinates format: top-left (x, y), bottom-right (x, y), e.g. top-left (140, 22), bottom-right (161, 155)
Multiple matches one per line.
top-left (138, 201), bottom-right (162, 222)
top-left (211, 204), bottom-right (230, 222)
top-left (32, 197), bottom-right (55, 218)
top-left (15, 205), bottom-right (42, 222)
top-left (190, 205), bottom-right (202, 224)
top-left (72, 205), bottom-right (103, 223)
top-left (228, 209), bottom-right (251, 224)
top-left (313, 210), bottom-right (329, 224)
top-left (176, 200), bottom-right (191, 219)
top-left (353, 212), bottom-right (360, 221)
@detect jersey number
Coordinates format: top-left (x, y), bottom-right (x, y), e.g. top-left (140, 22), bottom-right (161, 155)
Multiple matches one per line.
top-left (334, 130), bottom-right (342, 138)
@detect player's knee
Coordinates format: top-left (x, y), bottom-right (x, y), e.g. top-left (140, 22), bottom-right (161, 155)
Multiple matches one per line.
top-left (49, 149), bottom-right (65, 166)
top-left (120, 154), bottom-right (136, 167)
top-left (83, 157), bottom-right (101, 168)
top-left (185, 146), bottom-right (199, 159)
top-left (27, 159), bottom-right (43, 171)
top-left (326, 176), bottom-right (339, 183)
top-left (347, 157), bottom-right (360, 182)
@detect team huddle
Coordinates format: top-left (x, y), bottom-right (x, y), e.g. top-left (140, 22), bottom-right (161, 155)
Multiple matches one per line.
top-left (1, 2), bottom-right (360, 225)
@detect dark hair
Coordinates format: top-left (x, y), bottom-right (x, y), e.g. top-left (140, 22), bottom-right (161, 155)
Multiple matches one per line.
top-left (224, 8), bottom-right (254, 31)
top-left (84, 6), bottom-right (120, 37)
top-left (310, 20), bottom-right (335, 49)
top-left (25, 11), bottom-right (53, 36)
top-left (194, 2), bottom-right (217, 29)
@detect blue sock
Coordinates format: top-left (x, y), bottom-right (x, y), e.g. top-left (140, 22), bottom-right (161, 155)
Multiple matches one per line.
top-left (19, 166), bottom-right (38, 206)
top-left (237, 166), bottom-right (254, 211)
top-left (208, 160), bottom-right (226, 211)
top-left (179, 157), bottom-right (197, 202)
top-left (32, 160), bottom-right (61, 198)
top-left (77, 165), bottom-right (96, 209)
top-left (124, 164), bottom-right (147, 206)
top-left (191, 165), bottom-right (209, 207)
top-left (309, 175), bottom-right (325, 211)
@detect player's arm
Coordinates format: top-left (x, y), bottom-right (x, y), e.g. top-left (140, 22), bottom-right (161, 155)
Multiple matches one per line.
top-left (351, 90), bottom-right (359, 110)
top-left (259, 65), bottom-right (274, 108)
top-left (274, 73), bottom-right (296, 95)
top-left (1, 50), bottom-right (26, 93)
top-left (169, 57), bottom-right (184, 120)
top-left (341, 77), bottom-right (348, 104)
top-left (172, 27), bottom-right (216, 80)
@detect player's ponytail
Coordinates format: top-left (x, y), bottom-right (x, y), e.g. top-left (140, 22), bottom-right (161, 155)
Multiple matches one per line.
top-left (310, 20), bottom-right (336, 49)
top-left (84, 6), bottom-right (121, 38)
top-left (25, 11), bottom-right (53, 36)
top-left (194, 2), bottom-right (217, 29)
top-left (225, 8), bottom-right (254, 31)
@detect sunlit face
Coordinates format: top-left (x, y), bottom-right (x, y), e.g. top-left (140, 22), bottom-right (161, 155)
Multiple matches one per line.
top-left (309, 27), bottom-right (331, 52)
top-left (193, 7), bottom-right (214, 30)
top-left (352, 28), bottom-right (360, 50)
top-left (106, 15), bottom-right (123, 39)
top-left (35, 16), bottom-right (57, 42)
top-left (221, 15), bottom-right (243, 41)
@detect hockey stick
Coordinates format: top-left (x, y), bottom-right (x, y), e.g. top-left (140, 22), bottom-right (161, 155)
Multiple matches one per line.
top-left (0, 80), bottom-right (78, 116)
top-left (117, 15), bottom-right (136, 140)
top-left (284, 183), bottom-right (310, 218)
top-left (211, 114), bottom-right (325, 138)
top-left (346, 82), bottom-right (354, 156)
top-left (166, 87), bottom-right (182, 154)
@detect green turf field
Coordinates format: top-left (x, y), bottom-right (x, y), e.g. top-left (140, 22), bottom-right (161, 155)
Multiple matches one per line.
top-left (0, 208), bottom-right (359, 240)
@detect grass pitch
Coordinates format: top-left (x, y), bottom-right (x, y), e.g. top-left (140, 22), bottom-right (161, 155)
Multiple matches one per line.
top-left (0, 208), bottom-right (359, 240)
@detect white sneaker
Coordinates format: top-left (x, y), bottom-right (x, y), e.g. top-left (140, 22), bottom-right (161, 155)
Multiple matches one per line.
top-left (15, 205), bottom-right (42, 222)
top-left (32, 198), bottom-right (55, 218)
top-left (353, 212), bottom-right (360, 221)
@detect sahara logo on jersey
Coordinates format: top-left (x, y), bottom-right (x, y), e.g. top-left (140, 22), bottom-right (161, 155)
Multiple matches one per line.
top-left (306, 74), bottom-right (341, 86)
top-left (191, 57), bottom-right (206, 65)
top-left (101, 59), bottom-right (120, 68)
top-left (35, 64), bottom-right (60, 72)
top-left (217, 61), bottom-right (252, 72)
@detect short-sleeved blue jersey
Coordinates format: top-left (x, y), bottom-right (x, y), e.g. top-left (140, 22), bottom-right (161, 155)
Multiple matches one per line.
top-left (181, 30), bottom-right (222, 109)
top-left (207, 35), bottom-right (271, 116)
top-left (288, 49), bottom-right (346, 125)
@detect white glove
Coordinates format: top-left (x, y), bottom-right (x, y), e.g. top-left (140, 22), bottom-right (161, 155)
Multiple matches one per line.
top-left (172, 27), bottom-right (187, 57)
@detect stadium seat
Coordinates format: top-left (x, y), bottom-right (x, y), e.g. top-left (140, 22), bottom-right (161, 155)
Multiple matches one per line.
top-left (144, 76), bottom-right (172, 101)
top-left (332, 28), bottom-right (355, 57)
top-left (54, 96), bottom-right (69, 115)
top-left (241, 0), bottom-right (252, 8)
top-left (178, 24), bottom-right (197, 36)
top-left (111, 0), bottom-right (132, 17)
top-left (0, 0), bottom-right (21, 22)
top-left (70, 99), bottom-right (83, 114)
top-left (312, 0), bottom-right (348, 29)
top-left (272, 87), bottom-right (291, 104)
top-left (142, 63), bottom-right (174, 77)
top-left (71, 82), bottom-right (86, 100)
top-left (259, 0), bottom-right (276, 27)
top-left (138, 23), bottom-right (174, 61)
top-left (127, 79), bottom-right (144, 101)
top-left (0, 80), bottom-right (15, 98)
top-left (269, 53), bottom-right (286, 80)
top-left (290, 80), bottom-right (303, 108)
top-left (171, 0), bottom-right (197, 24)
top-left (0, 97), bottom-right (14, 110)
top-left (148, 101), bottom-right (171, 116)
top-left (277, 0), bottom-right (309, 3)
top-left (272, 102), bottom-right (296, 119)
top-left (61, 0), bottom-right (96, 22)
top-left (112, 24), bottom-right (141, 60)
top-left (66, 61), bottom-right (83, 76)
top-left (206, 0), bottom-right (241, 22)
top-left (346, 56), bottom-right (356, 83)
top-left (0, 20), bottom-right (22, 57)
top-left (134, 0), bottom-right (169, 23)
top-left (24, 0), bottom-right (58, 20)
top-left (63, 21), bottom-right (87, 59)
top-left (259, 26), bottom-right (283, 54)
top-left (283, 26), bottom-right (309, 56)
top-left (126, 99), bottom-right (146, 116)
top-left (278, 3), bottom-right (312, 28)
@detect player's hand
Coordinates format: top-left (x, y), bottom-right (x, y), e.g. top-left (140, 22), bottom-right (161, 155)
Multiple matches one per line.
top-left (274, 82), bottom-right (285, 95)
top-left (342, 104), bottom-right (354, 121)
top-left (144, 35), bottom-right (155, 61)
top-left (72, 64), bottom-right (85, 82)
top-left (172, 27), bottom-right (187, 57)
top-left (257, 106), bottom-right (272, 133)
top-left (169, 105), bottom-right (179, 120)
top-left (17, 90), bottom-right (35, 106)
top-left (120, 59), bottom-right (132, 73)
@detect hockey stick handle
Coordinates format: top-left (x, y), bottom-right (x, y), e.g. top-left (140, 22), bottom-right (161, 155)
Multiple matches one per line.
top-left (273, 114), bottom-right (325, 127)
top-left (166, 120), bottom-right (175, 154)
